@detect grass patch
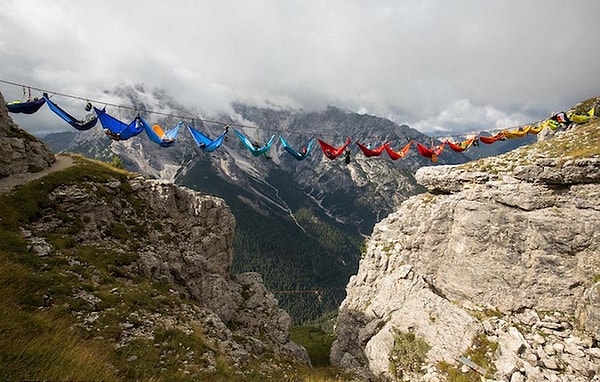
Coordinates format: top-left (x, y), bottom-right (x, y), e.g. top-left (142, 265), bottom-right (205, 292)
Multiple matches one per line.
top-left (437, 333), bottom-right (498, 381)
top-left (388, 330), bottom-right (431, 379)
top-left (290, 325), bottom-right (336, 367)
top-left (0, 305), bottom-right (117, 381)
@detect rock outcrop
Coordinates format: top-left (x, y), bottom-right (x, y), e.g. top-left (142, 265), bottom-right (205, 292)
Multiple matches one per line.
top-left (0, 89), bottom-right (308, 378)
top-left (332, 121), bottom-right (600, 381)
top-left (0, 91), bottom-right (54, 177)
top-left (25, 171), bottom-right (309, 376)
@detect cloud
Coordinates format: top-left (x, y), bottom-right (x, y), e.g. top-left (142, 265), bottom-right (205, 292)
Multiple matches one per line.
top-left (411, 99), bottom-right (533, 135)
top-left (1, 0), bottom-right (599, 136)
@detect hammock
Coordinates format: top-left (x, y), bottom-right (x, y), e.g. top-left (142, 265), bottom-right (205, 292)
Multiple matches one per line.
top-left (502, 125), bottom-right (531, 139)
top-left (187, 125), bottom-right (228, 152)
top-left (42, 93), bottom-right (97, 131)
top-left (94, 107), bottom-right (143, 141)
top-left (317, 137), bottom-right (351, 160)
top-left (478, 132), bottom-right (505, 144)
top-left (385, 140), bottom-right (413, 160)
top-left (279, 136), bottom-right (315, 161)
top-left (541, 119), bottom-right (560, 131)
top-left (356, 142), bottom-right (389, 157)
top-left (527, 124), bottom-right (544, 134)
top-left (550, 112), bottom-right (571, 126)
top-left (416, 142), bottom-right (445, 162)
top-left (234, 129), bottom-right (275, 156)
top-left (446, 136), bottom-right (477, 152)
top-left (140, 117), bottom-right (182, 147)
top-left (6, 97), bottom-right (46, 114)
top-left (568, 108), bottom-right (595, 124)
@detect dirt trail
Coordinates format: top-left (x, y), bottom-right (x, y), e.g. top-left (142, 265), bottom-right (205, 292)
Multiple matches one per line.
top-left (0, 154), bottom-right (74, 193)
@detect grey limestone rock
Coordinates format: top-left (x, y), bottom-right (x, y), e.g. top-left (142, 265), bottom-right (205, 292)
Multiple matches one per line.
top-left (27, 171), bottom-right (308, 372)
top-left (333, 124), bottom-right (600, 381)
top-left (0, 91), bottom-right (54, 178)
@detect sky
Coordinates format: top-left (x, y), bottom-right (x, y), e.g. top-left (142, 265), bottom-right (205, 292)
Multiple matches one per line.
top-left (1, 0), bottom-right (599, 136)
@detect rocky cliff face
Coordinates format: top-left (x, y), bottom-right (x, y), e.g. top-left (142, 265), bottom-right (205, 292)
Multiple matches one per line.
top-left (332, 120), bottom-right (600, 381)
top-left (0, 91), bottom-right (55, 177)
top-left (22, 167), bottom-right (309, 377)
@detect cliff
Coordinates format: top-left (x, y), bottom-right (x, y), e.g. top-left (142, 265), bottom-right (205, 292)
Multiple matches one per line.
top-left (0, 91), bottom-right (54, 177)
top-left (0, 92), bottom-right (308, 380)
top-left (332, 117), bottom-right (600, 381)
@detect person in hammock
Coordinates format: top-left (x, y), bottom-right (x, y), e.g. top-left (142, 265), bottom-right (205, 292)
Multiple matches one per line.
top-left (81, 101), bottom-right (96, 124)
top-left (253, 140), bottom-right (271, 159)
top-left (550, 111), bottom-right (571, 128)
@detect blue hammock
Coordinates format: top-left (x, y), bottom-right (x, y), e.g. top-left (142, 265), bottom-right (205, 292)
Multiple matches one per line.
top-left (234, 129), bottom-right (276, 156)
top-left (6, 97), bottom-right (46, 114)
top-left (140, 117), bottom-right (182, 147)
top-left (94, 107), bottom-right (143, 141)
top-left (279, 136), bottom-right (315, 161)
top-left (187, 125), bottom-right (228, 152)
top-left (42, 93), bottom-right (97, 131)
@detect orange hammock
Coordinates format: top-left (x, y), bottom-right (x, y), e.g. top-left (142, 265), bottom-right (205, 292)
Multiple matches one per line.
top-left (446, 136), bottom-right (477, 152)
top-left (479, 132), bottom-right (505, 144)
top-left (385, 140), bottom-right (413, 160)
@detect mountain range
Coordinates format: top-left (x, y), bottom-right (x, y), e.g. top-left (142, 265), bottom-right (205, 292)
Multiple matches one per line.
top-left (5, 85), bottom-right (599, 381)
top-left (40, 84), bottom-right (532, 323)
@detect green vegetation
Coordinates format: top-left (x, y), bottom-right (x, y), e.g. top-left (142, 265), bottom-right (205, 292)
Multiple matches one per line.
top-left (388, 331), bottom-right (431, 379)
top-left (177, 159), bottom-right (362, 324)
top-left (110, 154), bottom-right (125, 169)
top-left (469, 306), bottom-right (503, 321)
top-left (437, 333), bottom-right (498, 381)
top-left (290, 326), bottom-right (336, 367)
top-left (571, 97), bottom-right (599, 116)
top-left (0, 154), bottom-right (345, 381)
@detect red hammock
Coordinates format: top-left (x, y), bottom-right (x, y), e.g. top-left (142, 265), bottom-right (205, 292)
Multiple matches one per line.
top-left (416, 142), bottom-right (445, 162)
top-left (446, 136), bottom-right (476, 152)
top-left (385, 140), bottom-right (413, 160)
top-left (479, 133), bottom-right (505, 144)
top-left (356, 142), bottom-right (389, 157)
top-left (318, 137), bottom-right (351, 160)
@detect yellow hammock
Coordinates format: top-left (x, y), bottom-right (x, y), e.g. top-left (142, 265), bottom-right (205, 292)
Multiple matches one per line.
top-left (568, 107), bottom-right (595, 124)
top-left (502, 125), bottom-right (530, 139)
top-left (527, 123), bottom-right (545, 134)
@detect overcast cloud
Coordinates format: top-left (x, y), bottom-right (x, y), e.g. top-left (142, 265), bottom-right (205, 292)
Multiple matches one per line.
top-left (1, 0), bottom-right (599, 136)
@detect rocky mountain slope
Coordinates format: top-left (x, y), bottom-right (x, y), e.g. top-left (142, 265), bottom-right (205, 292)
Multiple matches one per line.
top-left (41, 84), bottom-right (463, 323)
top-left (332, 109), bottom-right (600, 381)
top-left (44, 85), bottom-right (459, 233)
top-left (0, 95), bottom-right (310, 380)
